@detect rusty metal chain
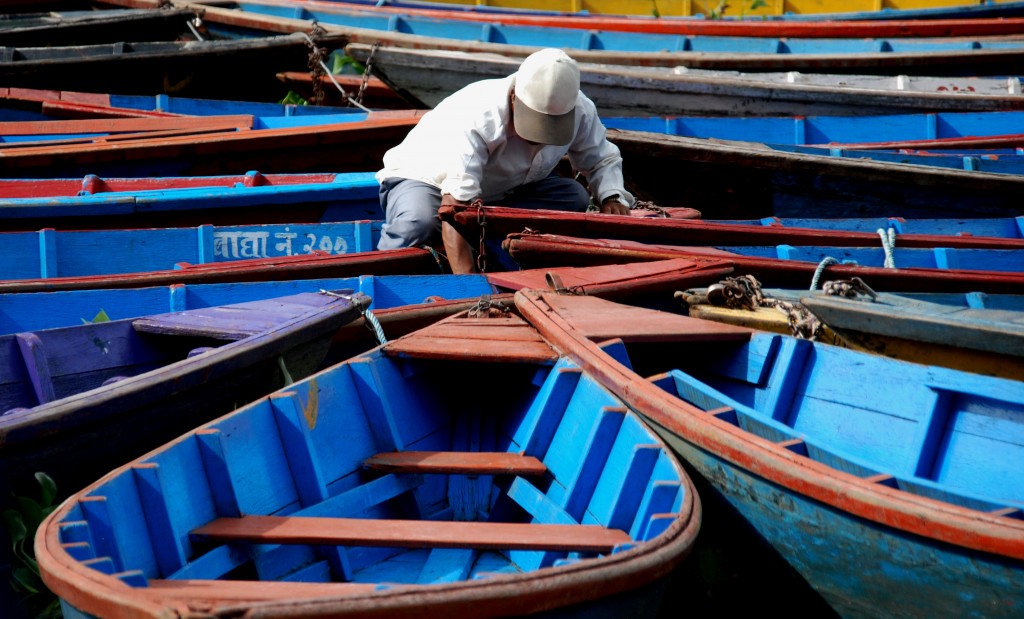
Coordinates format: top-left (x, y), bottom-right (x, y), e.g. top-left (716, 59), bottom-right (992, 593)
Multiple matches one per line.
top-left (304, 23), bottom-right (327, 106)
top-left (822, 277), bottom-right (879, 301)
top-left (467, 295), bottom-right (511, 318)
top-left (473, 199), bottom-right (487, 273)
top-left (356, 41), bottom-right (381, 105)
top-left (685, 274), bottom-right (823, 340)
top-left (630, 200), bottom-right (670, 217)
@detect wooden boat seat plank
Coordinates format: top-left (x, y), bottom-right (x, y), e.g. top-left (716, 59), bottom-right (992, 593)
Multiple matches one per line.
top-left (384, 335), bottom-right (557, 363)
top-left (146, 578), bottom-right (380, 601)
top-left (539, 294), bottom-right (753, 343)
top-left (385, 313), bottom-right (558, 363)
top-left (192, 515), bottom-right (630, 552)
top-left (488, 258), bottom-right (702, 291)
top-left (363, 451), bottom-right (547, 476)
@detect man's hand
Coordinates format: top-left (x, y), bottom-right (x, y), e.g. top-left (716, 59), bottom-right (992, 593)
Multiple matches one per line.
top-left (599, 195), bottom-right (631, 216)
top-left (441, 193), bottom-right (478, 207)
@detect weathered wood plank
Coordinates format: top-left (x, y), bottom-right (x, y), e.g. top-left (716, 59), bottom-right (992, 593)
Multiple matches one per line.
top-left (540, 294), bottom-right (753, 343)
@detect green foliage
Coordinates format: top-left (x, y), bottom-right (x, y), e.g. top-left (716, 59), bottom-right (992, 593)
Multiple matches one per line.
top-left (278, 90), bottom-right (310, 106)
top-left (3, 473), bottom-right (61, 618)
top-left (708, 0), bottom-right (768, 18)
top-left (329, 52), bottom-right (365, 75)
top-left (80, 309), bottom-right (110, 325)
top-left (708, 0), bottom-right (730, 19)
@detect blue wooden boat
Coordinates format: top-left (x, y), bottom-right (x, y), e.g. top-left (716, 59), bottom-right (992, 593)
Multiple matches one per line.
top-left (0, 172), bottom-right (382, 230)
top-left (0, 221), bottom-right (390, 281)
top-left (0, 110), bottom-right (421, 178)
top-left (325, 0), bottom-right (1024, 20)
top-left (241, 0), bottom-right (1024, 37)
top-left (438, 204), bottom-right (1024, 250)
top-left (0, 257), bottom-right (731, 335)
top-left (677, 280), bottom-right (1024, 380)
top-left (605, 130), bottom-right (1024, 218)
top-left (517, 290), bottom-right (1024, 619)
top-left (601, 110), bottom-right (1024, 147)
top-left (0, 247), bottom-right (443, 294)
top-left (0, 7), bottom-right (199, 47)
top-left (0, 290), bottom-right (368, 504)
top-left (0, 88), bottom-right (368, 122)
top-left (710, 216), bottom-right (1024, 238)
top-left (799, 290), bottom-right (1024, 380)
top-left (35, 307), bottom-right (700, 618)
top-left (0, 112), bottom-right (386, 145)
top-left (187, 0), bottom-right (1024, 75)
top-left (344, 44), bottom-right (1024, 118)
top-left (765, 145), bottom-right (1024, 175)
top-left (0, 274), bottom-right (492, 335)
top-left (0, 31), bottom-right (350, 102)
top-left (719, 245), bottom-right (1024, 273)
top-left (501, 233), bottom-right (1024, 294)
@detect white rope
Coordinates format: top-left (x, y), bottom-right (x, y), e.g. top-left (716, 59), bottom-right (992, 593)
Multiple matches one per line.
top-left (810, 256), bottom-right (840, 290)
top-left (876, 227), bottom-right (897, 269)
top-left (364, 309), bottom-right (388, 345)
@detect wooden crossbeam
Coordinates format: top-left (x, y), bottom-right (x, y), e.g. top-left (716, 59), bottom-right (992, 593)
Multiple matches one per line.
top-left (192, 516), bottom-right (631, 553)
top-left (363, 451), bottom-right (547, 476)
top-left (146, 578), bottom-right (379, 601)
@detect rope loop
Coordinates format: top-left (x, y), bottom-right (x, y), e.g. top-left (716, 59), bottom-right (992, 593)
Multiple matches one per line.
top-left (364, 309), bottom-right (388, 345)
top-left (810, 256), bottom-right (840, 291)
top-left (876, 227), bottom-right (897, 269)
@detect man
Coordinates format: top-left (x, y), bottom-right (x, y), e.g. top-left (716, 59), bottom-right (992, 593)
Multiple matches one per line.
top-left (375, 47), bottom-right (634, 271)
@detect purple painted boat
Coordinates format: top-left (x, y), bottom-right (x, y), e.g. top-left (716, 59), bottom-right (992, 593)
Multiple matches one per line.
top-left (0, 290), bottom-right (368, 502)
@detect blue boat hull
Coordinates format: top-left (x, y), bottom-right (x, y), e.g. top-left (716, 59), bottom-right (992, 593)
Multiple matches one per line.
top-left (658, 431), bottom-right (1022, 619)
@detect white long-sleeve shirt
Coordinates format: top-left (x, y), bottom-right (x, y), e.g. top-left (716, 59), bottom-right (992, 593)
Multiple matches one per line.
top-left (376, 74), bottom-right (634, 206)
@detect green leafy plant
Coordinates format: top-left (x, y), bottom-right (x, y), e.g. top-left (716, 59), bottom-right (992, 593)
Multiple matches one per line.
top-left (278, 90), bottom-right (310, 106)
top-left (708, 0), bottom-right (730, 19)
top-left (330, 52), bottom-right (366, 76)
top-left (3, 473), bottom-right (61, 618)
top-left (80, 309), bottom-right (110, 325)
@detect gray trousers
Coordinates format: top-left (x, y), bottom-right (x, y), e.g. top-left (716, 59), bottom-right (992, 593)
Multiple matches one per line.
top-left (377, 174), bottom-right (590, 250)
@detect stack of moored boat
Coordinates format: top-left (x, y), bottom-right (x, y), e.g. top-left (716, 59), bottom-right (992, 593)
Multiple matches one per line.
top-left (1, 1), bottom-right (1021, 618)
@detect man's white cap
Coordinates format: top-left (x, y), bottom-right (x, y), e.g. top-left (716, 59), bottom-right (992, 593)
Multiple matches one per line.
top-left (513, 48), bottom-right (580, 146)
